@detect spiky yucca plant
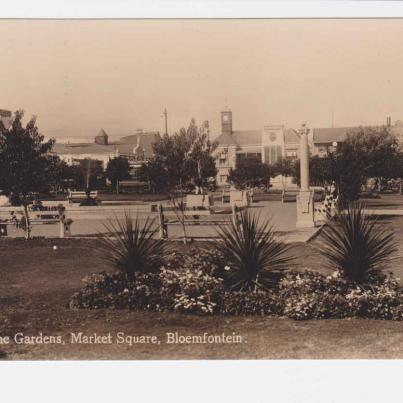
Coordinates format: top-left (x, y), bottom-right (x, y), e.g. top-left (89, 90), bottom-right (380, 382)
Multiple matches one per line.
top-left (319, 202), bottom-right (397, 284)
top-left (98, 213), bottom-right (165, 278)
top-left (213, 210), bottom-right (294, 291)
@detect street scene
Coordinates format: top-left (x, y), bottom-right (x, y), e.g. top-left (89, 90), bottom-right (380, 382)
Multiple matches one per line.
top-left (1, 19), bottom-right (403, 360)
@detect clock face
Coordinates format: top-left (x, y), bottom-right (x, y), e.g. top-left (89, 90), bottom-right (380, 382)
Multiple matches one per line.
top-left (223, 115), bottom-right (229, 122)
top-left (269, 132), bottom-right (277, 142)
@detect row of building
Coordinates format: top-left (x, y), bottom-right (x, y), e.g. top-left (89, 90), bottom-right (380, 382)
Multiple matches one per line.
top-left (2, 108), bottom-right (403, 187)
top-left (213, 110), bottom-right (403, 185)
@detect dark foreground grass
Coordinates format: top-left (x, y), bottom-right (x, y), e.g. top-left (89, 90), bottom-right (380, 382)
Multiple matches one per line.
top-left (0, 237), bottom-right (402, 360)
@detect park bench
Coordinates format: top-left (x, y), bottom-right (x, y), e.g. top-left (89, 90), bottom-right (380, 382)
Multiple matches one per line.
top-left (117, 180), bottom-right (149, 193)
top-left (230, 190), bottom-right (250, 207)
top-left (221, 188), bottom-right (230, 204)
top-left (0, 207), bottom-right (73, 237)
top-left (221, 189), bottom-right (253, 206)
top-left (185, 194), bottom-right (212, 210)
top-left (68, 190), bottom-right (98, 203)
top-left (281, 188), bottom-right (299, 203)
top-left (156, 203), bottom-right (240, 241)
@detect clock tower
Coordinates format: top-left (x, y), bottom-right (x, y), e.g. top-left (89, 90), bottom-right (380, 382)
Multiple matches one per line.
top-left (221, 110), bottom-right (233, 135)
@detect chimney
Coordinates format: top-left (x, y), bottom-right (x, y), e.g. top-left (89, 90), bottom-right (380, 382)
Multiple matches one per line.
top-left (387, 116), bottom-right (392, 127)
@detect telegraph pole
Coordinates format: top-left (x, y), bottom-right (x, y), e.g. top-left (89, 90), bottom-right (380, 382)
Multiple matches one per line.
top-left (163, 108), bottom-right (168, 135)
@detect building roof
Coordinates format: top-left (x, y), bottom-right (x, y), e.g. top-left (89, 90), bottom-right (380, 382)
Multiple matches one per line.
top-left (0, 109), bottom-right (12, 118)
top-left (53, 131), bottom-right (160, 157)
top-left (96, 128), bottom-right (108, 138)
top-left (0, 109), bottom-right (13, 130)
top-left (216, 128), bottom-right (301, 147)
top-left (118, 131), bottom-right (160, 157)
top-left (232, 130), bottom-right (262, 145)
top-left (284, 128), bottom-right (300, 143)
top-left (52, 142), bottom-right (118, 155)
top-left (313, 127), bottom-right (360, 144)
top-left (215, 130), bottom-right (262, 147)
top-left (214, 133), bottom-right (238, 146)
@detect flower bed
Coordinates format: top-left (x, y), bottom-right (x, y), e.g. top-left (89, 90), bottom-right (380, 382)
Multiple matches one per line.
top-left (70, 248), bottom-right (403, 321)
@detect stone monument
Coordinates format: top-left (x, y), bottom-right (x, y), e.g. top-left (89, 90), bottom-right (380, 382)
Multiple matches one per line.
top-left (296, 123), bottom-right (315, 228)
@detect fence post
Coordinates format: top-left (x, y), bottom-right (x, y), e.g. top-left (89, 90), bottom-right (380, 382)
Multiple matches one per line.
top-left (58, 206), bottom-right (66, 238)
top-left (158, 203), bottom-right (167, 239)
top-left (231, 204), bottom-right (238, 228)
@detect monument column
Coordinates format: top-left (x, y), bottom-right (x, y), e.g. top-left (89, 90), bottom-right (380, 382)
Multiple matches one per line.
top-left (296, 124), bottom-right (315, 228)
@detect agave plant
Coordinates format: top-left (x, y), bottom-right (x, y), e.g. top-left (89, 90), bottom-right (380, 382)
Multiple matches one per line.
top-left (319, 201), bottom-right (397, 284)
top-left (98, 213), bottom-right (165, 278)
top-left (213, 210), bottom-right (294, 291)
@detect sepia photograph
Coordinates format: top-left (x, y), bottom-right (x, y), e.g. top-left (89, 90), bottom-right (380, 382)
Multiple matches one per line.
top-left (1, 15), bottom-right (403, 364)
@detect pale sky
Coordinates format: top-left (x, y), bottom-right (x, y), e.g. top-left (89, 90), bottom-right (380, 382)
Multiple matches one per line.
top-left (2, 19), bottom-right (403, 142)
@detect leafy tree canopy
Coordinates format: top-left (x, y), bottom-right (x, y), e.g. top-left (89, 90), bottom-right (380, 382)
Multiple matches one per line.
top-left (106, 156), bottom-right (131, 191)
top-left (228, 158), bottom-right (271, 190)
top-left (0, 110), bottom-right (56, 238)
top-left (138, 119), bottom-right (217, 194)
top-left (0, 110), bottom-right (55, 203)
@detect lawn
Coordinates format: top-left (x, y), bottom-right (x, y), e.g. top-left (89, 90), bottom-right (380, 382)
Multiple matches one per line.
top-left (1, 236), bottom-right (403, 360)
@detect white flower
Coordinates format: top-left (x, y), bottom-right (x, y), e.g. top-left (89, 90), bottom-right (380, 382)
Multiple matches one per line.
top-left (224, 266), bottom-right (230, 271)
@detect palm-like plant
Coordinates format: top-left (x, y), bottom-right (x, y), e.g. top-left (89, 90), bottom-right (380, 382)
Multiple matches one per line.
top-left (213, 210), bottom-right (294, 291)
top-left (98, 213), bottom-right (165, 278)
top-left (319, 201), bottom-right (397, 284)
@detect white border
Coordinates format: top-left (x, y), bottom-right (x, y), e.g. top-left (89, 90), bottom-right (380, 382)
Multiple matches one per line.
top-left (1, 1), bottom-right (403, 19)
top-left (1, 360), bottom-right (403, 403)
top-left (1, 2), bottom-right (403, 402)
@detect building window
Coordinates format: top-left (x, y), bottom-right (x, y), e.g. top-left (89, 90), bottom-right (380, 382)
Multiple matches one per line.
top-left (263, 146), bottom-right (282, 165)
top-left (236, 152), bottom-right (262, 164)
top-left (286, 151), bottom-right (297, 158)
top-left (220, 175), bottom-right (228, 183)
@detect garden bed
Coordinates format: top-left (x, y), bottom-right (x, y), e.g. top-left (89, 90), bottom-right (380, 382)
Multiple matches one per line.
top-left (1, 237), bottom-right (403, 359)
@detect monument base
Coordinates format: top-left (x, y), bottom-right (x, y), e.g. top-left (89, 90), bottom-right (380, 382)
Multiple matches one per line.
top-left (296, 190), bottom-right (315, 228)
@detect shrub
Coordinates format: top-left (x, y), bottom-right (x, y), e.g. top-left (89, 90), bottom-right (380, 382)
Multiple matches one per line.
top-left (178, 246), bottom-right (224, 277)
top-left (70, 267), bottom-right (403, 320)
top-left (160, 267), bottom-right (223, 315)
top-left (217, 291), bottom-right (281, 316)
top-left (79, 196), bottom-right (98, 206)
top-left (319, 202), bottom-right (397, 284)
top-left (70, 247), bottom-right (226, 315)
top-left (213, 210), bottom-right (294, 291)
top-left (69, 271), bottom-right (164, 310)
top-left (278, 270), bottom-right (403, 320)
top-left (97, 213), bottom-right (166, 278)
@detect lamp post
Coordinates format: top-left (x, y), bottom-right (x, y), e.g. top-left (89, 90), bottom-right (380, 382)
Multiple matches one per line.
top-left (296, 123), bottom-right (315, 228)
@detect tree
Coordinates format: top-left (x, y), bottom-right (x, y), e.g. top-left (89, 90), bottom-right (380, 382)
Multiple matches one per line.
top-left (271, 157), bottom-right (294, 191)
top-left (228, 158), bottom-right (271, 190)
top-left (137, 159), bottom-right (169, 194)
top-left (78, 158), bottom-right (104, 193)
top-left (45, 157), bottom-right (75, 194)
top-left (332, 127), bottom-right (400, 202)
top-left (139, 119), bottom-right (217, 243)
top-left (106, 157), bottom-right (130, 193)
top-left (291, 127), bottom-right (401, 203)
top-left (0, 110), bottom-right (55, 238)
top-left (344, 127), bottom-right (400, 181)
top-left (292, 156), bottom-right (335, 187)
